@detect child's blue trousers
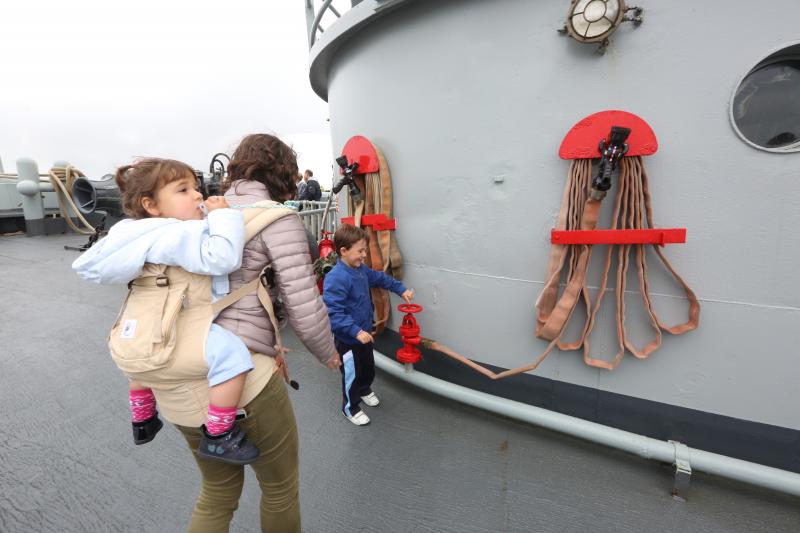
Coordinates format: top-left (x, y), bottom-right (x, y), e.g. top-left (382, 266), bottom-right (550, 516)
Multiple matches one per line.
top-left (336, 340), bottom-right (375, 416)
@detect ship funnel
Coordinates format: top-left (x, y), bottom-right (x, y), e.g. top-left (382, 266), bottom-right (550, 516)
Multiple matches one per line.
top-left (71, 174), bottom-right (123, 217)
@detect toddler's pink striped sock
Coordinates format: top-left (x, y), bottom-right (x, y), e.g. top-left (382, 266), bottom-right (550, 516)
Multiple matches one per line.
top-left (129, 388), bottom-right (156, 423)
top-left (206, 405), bottom-right (237, 436)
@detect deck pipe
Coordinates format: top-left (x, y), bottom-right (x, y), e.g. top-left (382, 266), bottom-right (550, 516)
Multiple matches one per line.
top-left (374, 351), bottom-right (800, 497)
top-left (16, 158), bottom-right (48, 235)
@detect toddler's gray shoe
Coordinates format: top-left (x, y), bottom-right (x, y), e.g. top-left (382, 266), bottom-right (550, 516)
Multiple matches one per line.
top-left (197, 424), bottom-right (260, 465)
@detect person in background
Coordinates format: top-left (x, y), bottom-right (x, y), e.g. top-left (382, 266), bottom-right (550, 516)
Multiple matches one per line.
top-left (302, 169), bottom-right (322, 202)
top-left (294, 172), bottom-right (306, 202)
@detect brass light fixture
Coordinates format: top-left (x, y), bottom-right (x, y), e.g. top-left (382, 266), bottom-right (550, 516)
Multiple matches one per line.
top-left (560, 0), bottom-right (643, 53)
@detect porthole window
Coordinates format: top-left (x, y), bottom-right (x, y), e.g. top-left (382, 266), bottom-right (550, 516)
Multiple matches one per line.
top-left (731, 44), bottom-right (800, 153)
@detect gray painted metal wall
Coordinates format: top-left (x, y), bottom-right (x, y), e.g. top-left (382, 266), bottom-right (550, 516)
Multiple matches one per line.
top-left (310, 0), bottom-right (800, 430)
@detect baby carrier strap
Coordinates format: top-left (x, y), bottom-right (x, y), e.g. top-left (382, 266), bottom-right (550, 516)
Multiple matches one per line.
top-left (211, 267), bottom-right (284, 354)
top-left (128, 264), bottom-right (170, 288)
top-left (241, 201), bottom-right (297, 242)
top-left (211, 202), bottom-right (297, 357)
top-left (108, 203), bottom-right (296, 376)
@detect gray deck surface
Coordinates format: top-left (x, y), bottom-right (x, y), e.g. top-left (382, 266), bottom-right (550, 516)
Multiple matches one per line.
top-left (1, 234), bottom-right (799, 532)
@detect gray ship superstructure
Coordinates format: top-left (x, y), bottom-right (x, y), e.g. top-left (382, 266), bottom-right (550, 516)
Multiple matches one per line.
top-left (305, 0), bottom-right (800, 485)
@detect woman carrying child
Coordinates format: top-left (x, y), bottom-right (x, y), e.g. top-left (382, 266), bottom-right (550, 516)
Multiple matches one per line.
top-left (74, 136), bottom-right (339, 532)
top-left (73, 158), bottom-right (262, 463)
top-left (190, 133), bottom-right (340, 531)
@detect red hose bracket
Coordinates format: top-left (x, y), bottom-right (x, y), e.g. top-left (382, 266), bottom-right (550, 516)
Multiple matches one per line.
top-left (551, 228), bottom-right (686, 247)
top-left (341, 214), bottom-right (397, 231)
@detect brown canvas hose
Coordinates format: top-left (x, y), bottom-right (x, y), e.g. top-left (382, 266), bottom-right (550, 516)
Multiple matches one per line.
top-left (347, 142), bottom-right (405, 335)
top-left (424, 156), bottom-right (699, 379)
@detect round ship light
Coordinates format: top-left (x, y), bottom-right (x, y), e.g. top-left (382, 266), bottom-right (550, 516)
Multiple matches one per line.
top-left (565, 0), bottom-right (625, 43)
top-left (561, 0), bottom-right (643, 53)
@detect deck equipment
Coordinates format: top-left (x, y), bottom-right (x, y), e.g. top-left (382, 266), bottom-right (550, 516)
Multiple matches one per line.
top-left (418, 110), bottom-right (699, 378)
top-left (338, 135), bottom-right (404, 334)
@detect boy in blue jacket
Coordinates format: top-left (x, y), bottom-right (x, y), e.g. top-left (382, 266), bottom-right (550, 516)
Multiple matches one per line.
top-left (323, 224), bottom-right (413, 426)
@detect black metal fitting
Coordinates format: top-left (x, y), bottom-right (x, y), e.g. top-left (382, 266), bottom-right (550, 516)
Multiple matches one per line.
top-left (333, 155), bottom-right (361, 201)
top-left (592, 126), bottom-right (631, 194)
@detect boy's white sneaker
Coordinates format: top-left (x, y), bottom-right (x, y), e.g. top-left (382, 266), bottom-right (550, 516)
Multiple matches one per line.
top-left (343, 410), bottom-right (371, 426)
top-left (361, 392), bottom-right (380, 407)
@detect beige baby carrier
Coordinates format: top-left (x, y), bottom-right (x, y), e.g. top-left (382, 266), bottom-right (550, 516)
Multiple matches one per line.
top-left (107, 202), bottom-right (296, 426)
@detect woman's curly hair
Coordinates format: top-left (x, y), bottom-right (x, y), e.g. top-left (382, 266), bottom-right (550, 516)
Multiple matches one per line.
top-left (226, 134), bottom-right (298, 201)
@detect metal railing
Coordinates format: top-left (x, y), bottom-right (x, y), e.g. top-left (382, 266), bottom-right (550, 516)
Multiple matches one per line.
top-left (305, 0), bottom-right (360, 47)
top-left (295, 199), bottom-right (340, 238)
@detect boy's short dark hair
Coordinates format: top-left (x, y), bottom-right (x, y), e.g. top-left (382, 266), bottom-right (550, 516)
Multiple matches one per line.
top-left (334, 224), bottom-right (369, 254)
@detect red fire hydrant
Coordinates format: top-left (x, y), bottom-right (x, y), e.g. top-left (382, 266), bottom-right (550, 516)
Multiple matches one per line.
top-left (318, 231), bottom-right (335, 258)
top-left (396, 303), bottom-right (423, 364)
top-left (316, 232), bottom-right (336, 294)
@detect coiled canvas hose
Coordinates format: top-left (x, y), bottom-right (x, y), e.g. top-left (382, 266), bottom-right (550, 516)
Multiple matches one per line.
top-left (49, 165), bottom-right (96, 236)
top-left (347, 143), bottom-right (404, 334)
top-left (425, 156), bottom-right (700, 379)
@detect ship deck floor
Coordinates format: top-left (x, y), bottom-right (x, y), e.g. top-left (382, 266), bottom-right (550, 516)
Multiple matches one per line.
top-left (2, 234), bottom-right (799, 532)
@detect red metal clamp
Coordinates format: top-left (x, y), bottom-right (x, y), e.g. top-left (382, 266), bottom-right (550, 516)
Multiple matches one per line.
top-left (396, 303), bottom-right (423, 364)
top-left (551, 228), bottom-right (686, 247)
top-left (341, 214), bottom-right (397, 231)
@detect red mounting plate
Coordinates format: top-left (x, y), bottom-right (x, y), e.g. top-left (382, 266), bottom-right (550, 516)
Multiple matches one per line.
top-left (559, 110), bottom-right (658, 160)
top-left (340, 135), bottom-right (380, 174)
top-left (551, 228), bottom-right (686, 246)
top-left (340, 214), bottom-right (397, 231)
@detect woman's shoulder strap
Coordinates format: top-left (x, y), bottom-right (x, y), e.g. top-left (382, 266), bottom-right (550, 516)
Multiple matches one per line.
top-left (239, 202), bottom-right (298, 242)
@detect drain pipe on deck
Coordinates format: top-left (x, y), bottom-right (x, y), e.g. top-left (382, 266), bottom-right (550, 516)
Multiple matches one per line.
top-left (375, 351), bottom-right (800, 499)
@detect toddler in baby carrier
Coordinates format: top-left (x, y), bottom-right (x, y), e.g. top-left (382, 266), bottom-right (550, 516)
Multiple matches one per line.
top-left (73, 159), bottom-right (295, 465)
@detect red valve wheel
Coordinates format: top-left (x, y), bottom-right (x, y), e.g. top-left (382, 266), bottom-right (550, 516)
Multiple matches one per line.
top-left (396, 303), bottom-right (424, 364)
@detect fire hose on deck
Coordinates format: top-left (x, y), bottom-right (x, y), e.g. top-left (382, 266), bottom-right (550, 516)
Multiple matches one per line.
top-left (317, 137), bottom-right (404, 332)
top-left (412, 117), bottom-right (699, 378)
top-left (323, 118), bottom-right (697, 378)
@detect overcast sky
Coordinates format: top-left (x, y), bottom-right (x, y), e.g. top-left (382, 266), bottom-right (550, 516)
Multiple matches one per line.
top-left (1, 1), bottom-right (337, 186)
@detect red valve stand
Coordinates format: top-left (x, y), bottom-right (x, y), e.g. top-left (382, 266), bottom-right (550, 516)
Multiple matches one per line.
top-left (316, 232), bottom-right (336, 294)
top-left (396, 303), bottom-right (424, 364)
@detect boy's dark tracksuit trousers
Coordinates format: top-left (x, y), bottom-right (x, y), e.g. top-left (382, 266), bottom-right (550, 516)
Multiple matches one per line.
top-left (336, 339), bottom-right (375, 417)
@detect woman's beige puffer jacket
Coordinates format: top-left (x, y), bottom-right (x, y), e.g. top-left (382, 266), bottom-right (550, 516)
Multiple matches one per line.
top-left (215, 179), bottom-right (335, 364)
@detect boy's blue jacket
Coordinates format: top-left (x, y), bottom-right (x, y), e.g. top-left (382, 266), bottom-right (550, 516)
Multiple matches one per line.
top-left (323, 260), bottom-right (406, 345)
